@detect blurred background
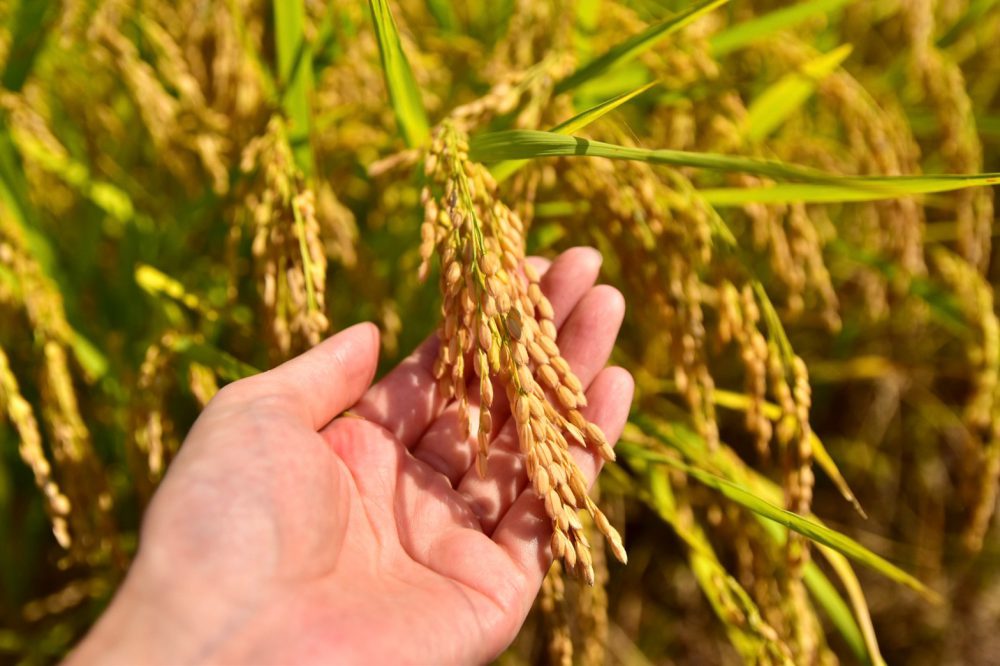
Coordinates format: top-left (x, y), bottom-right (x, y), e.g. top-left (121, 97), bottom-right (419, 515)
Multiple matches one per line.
top-left (0, 0), bottom-right (998, 663)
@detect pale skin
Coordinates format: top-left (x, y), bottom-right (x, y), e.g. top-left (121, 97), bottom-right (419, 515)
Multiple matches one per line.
top-left (68, 247), bottom-right (633, 665)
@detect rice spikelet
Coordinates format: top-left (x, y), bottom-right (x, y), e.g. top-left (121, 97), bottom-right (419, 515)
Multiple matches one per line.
top-left (419, 121), bottom-right (625, 583)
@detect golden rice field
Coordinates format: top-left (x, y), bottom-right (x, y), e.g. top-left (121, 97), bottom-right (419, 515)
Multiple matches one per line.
top-left (1, 0), bottom-right (999, 663)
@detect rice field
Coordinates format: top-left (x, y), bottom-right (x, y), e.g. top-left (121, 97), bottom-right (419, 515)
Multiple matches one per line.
top-left (1, 0), bottom-right (999, 663)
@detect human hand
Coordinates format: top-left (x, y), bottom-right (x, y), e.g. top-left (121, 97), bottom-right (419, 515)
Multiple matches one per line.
top-left (68, 247), bottom-right (633, 665)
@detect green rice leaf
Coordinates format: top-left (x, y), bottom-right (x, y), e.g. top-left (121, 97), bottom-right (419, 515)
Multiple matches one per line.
top-left (69, 332), bottom-right (109, 381)
top-left (744, 45), bottom-right (852, 141)
top-left (710, 0), bottom-right (857, 56)
top-left (426, 0), bottom-right (460, 32)
top-left (625, 421), bottom-right (879, 663)
top-left (554, 0), bottom-right (729, 94)
top-left (274, 0), bottom-right (315, 174)
top-left (168, 336), bottom-right (259, 382)
top-left (471, 129), bottom-right (832, 181)
top-left (470, 128), bottom-right (1000, 198)
top-left (552, 80), bottom-right (660, 134)
top-left (619, 442), bottom-right (940, 602)
top-left (937, 0), bottom-right (1000, 47)
top-left (0, 116), bottom-right (108, 382)
top-left (492, 81), bottom-right (660, 182)
top-left (755, 519), bottom-right (873, 664)
top-left (574, 63), bottom-right (651, 104)
top-left (816, 543), bottom-right (888, 666)
top-left (643, 464), bottom-right (797, 664)
top-left (700, 175), bottom-right (1000, 204)
top-left (135, 264), bottom-right (219, 321)
top-left (710, 388), bottom-right (866, 518)
top-left (1, 0), bottom-right (58, 92)
top-left (573, 0), bottom-right (601, 62)
top-left (369, 0), bottom-right (431, 147)
top-left (13, 130), bottom-right (136, 225)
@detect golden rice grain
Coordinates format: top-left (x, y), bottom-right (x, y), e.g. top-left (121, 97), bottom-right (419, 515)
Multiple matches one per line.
top-left (420, 121), bottom-right (625, 583)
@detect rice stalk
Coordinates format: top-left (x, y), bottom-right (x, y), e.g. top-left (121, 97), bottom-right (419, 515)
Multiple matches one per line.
top-left (420, 121), bottom-right (625, 583)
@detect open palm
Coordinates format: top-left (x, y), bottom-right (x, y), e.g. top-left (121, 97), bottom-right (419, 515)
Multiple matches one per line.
top-left (70, 248), bottom-right (633, 665)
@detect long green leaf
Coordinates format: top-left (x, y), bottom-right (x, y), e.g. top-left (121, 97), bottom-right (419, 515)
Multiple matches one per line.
top-left (816, 543), bottom-right (887, 666)
top-left (470, 129), bottom-right (1000, 197)
top-left (744, 45), bottom-right (852, 141)
top-left (700, 176), bottom-right (1000, 204)
top-left (624, 422), bottom-right (878, 663)
top-left (471, 129), bottom-right (832, 181)
top-left (13, 130), bottom-right (136, 225)
top-left (274, 0), bottom-right (315, 174)
top-left (755, 520), bottom-right (873, 664)
top-left (619, 442), bottom-right (940, 602)
top-left (829, 239), bottom-right (971, 338)
top-left (0, 117), bottom-right (54, 269)
top-left (369, 0), bottom-right (430, 147)
top-left (553, 80), bottom-right (660, 134)
top-left (698, 388), bottom-right (866, 518)
top-left (554, 0), bottom-right (729, 94)
top-left (135, 264), bottom-right (219, 321)
top-left (937, 0), bottom-right (1000, 47)
top-left (573, 0), bottom-right (601, 62)
top-left (643, 465), bottom-right (796, 664)
top-left (0, 115), bottom-right (107, 381)
top-left (425, 0), bottom-right (459, 32)
top-left (710, 0), bottom-right (857, 56)
top-left (1, 0), bottom-right (58, 92)
top-left (491, 81), bottom-right (660, 183)
top-left (168, 337), bottom-right (259, 382)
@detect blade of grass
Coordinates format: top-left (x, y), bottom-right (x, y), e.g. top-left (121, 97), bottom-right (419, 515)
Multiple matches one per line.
top-left (756, 519), bottom-right (875, 664)
top-left (573, 0), bottom-right (600, 62)
top-left (625, 419), bottom-right (885, 664)
top-left (311, 4), bottom-right (348, 71)
top-left (135, 264), bottom-right (219, 321)
top-left (492, 81), bottom-right (660, 182)
top-left (274, 0), bottom-right (315, 175)
top-left (700, 176), bottom-right (1000, 204)
top-left (816, 543), bottom-right (887, 666)
top-left (472, 129), bottom-right (833, 181)
top-left (710, 0), bottom-right (857, 56)
top-left (1, 0), bottom-right (58, 92)
top-left (13, 129), bottom-right (136, 226)
top-left (0, 116), bottom-right (107, 381)
top-left (937, 0), bottom-right (1000, 47)
top-left (643, 464), bottom-right (796, 663)
top-left (533, 201), bottom-right (590, 217)
top-left (167, 336), bottom-right (259, 382)
top-left (470, 129), bottom-right (1000, 196)
top-left (829, 238), bottom-right (972, 338)
top-left (554, 0), bottom-right (729, 94)
top-left (618, 441), bottom-right (940, 602)
top-left (0, 116), bottom-right (54, 269)
top-left (574, 63), bottom-right (652, 104)
top-left (552, 80), bottom-right (661, 134)
top-left (620, 431), bottom-right (871, 664)
top-left (697, 388), bottom-right (867, 518)
top-left (744, 45), bottom-right (852, 141)
top-left (369, 0), bottom-right (430, 147)
top-left (425, 0), bottom-right (460, 32)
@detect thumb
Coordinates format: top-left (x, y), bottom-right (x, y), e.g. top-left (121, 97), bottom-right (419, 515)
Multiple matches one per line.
top-left (244, 322), bottom-right (381, 429)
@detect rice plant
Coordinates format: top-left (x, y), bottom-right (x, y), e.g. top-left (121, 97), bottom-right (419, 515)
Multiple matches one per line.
top-left (1, 0), bottom-right (999, 663)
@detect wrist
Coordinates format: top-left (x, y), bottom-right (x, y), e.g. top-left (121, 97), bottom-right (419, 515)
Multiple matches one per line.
top-left (67, 557), bottom-right (254, 665)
